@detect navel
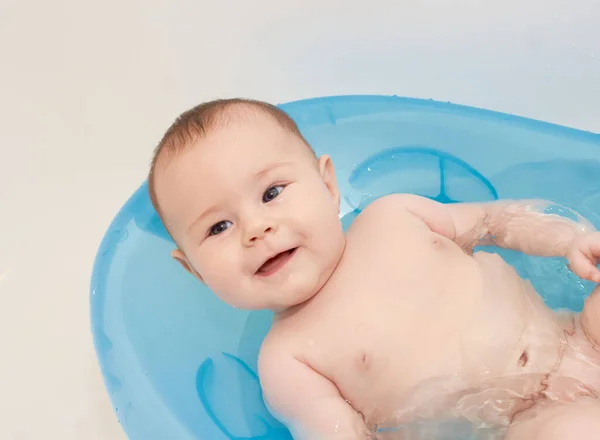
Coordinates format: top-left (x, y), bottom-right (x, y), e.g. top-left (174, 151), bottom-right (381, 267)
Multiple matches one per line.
top-left (518, 350), bottom-right (529, 367)
top-left (356, 351), bottom-right (371, 371)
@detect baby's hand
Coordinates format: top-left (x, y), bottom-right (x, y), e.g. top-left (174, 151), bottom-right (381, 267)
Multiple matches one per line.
top-left (567, 232), bottom-right (600, 282)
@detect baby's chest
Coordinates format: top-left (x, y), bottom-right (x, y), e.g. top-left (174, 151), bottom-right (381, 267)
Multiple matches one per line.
top-left (297, 260), bottom-right (500, 394)
top-left (299, 294), bottom-right (468, 397)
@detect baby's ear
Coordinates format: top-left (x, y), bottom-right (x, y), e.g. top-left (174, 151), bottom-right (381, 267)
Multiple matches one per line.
top-left (171, 249), bottom-right (204, 283)
top-left (317, 155), bottom-right (340, 212)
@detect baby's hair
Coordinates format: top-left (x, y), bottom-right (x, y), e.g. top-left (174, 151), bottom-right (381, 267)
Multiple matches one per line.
top-left (148, 98), bottom-right (313, 224)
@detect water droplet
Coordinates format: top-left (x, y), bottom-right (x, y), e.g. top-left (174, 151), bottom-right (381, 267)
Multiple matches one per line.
top-left (367, 167), bottom-right (371, 172)
top-left (307, 339), bottom-right (314, 346)
top-left (591, 54), bottom-right (596, 59)
top-left (572, 43), bottom-right (577, 48)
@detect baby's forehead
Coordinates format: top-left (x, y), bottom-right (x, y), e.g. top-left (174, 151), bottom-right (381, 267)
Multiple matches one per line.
top-left (172, 126), bottom-right (304, 177)
top-left (153, 104), bottom-right (315, 197)
top-left (159, 109), bottom-right (281, 161)
top-left (197, 112), bottom-right (309, 156)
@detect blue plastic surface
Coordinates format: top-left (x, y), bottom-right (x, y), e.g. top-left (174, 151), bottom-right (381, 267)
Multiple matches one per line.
top-left (91, 95), bottom-right (600, 439)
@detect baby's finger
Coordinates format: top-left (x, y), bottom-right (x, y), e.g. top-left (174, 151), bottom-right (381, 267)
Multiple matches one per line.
top-left (578, 240), bottom-right (600, 270)
top-left (586, 236), bottom-right (600, 259)
top-left (568, 250), bottom-right (600, 282)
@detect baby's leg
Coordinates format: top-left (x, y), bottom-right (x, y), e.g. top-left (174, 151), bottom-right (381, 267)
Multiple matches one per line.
top-left (375, 419), bottom-right (506, 440)
top-left (582, 285), bottom-right (600, 347)
top-left (505, 400), bottom-right (600, 440)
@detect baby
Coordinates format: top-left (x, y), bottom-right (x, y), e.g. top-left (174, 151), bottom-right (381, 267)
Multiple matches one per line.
top-left (148, 98), bottom-right (600, 440)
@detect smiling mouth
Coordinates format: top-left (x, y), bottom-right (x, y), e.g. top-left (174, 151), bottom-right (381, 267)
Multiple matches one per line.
top-left (256, 248), bottom-right (297, 276)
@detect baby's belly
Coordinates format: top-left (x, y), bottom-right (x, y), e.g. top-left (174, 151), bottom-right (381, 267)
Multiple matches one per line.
top-left (463, 252), bottom-right (568, 379)
top-left (331, 252), bottom-right (573, 428)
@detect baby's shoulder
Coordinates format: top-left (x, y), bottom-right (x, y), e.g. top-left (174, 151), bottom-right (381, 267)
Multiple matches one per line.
top-left (359, 193), bottom-right (429, 216)
top-left (257, 324), bottom-right (310, 386)
top-left (351, 193), bottom-right (428, 229)
top-left (258, 323), bottom-right (301, 364)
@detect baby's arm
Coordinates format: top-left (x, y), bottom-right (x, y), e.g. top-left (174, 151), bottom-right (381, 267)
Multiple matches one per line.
top-left (383, 194), bottom-right (599, 269)
top-left (258, 342), bottom-right (372, 440)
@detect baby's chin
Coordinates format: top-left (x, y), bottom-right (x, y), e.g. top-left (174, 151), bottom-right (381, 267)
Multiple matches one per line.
top-left (275, 271), bottom-right (325, 308)
top-left (212, 267), bottom-right (327, 311)
top-left (247, 290), bottom-right (319, 312)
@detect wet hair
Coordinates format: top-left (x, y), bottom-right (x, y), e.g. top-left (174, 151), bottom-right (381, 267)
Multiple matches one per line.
top-left (148, 98), bottom-right (313, 224)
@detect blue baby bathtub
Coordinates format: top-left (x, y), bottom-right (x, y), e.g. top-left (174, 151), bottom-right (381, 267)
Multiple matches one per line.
top-left (90, 95), bottom-right (600, 439)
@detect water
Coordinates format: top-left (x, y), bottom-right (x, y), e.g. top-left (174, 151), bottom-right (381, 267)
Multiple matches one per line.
top-left (91, 95), bottom-right (600, 440)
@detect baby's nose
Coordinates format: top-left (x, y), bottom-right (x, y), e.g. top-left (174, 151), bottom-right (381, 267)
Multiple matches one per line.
top-left (243, 220), bottom-right (275, 246)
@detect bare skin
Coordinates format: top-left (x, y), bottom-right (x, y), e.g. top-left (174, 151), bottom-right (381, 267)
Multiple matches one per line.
top-left (261, 198), bottom-right (600, 439)
top-left (153, 108), bottom-right (600, 440)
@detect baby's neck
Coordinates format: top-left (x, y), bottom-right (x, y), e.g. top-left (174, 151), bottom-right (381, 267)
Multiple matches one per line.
top-left (273, 302), bottom-right (307, 322)
top-left (273, 244), bottom-right (347, 321)
top-left (272, 291), bottom-right (322, 322)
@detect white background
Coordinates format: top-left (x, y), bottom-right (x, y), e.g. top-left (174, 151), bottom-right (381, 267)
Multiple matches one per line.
top-left (1, 0), bottom-right (599, 438)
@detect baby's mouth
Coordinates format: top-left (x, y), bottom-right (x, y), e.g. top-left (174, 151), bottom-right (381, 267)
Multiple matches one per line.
top-left (256, 248), bottom-right (297, 276)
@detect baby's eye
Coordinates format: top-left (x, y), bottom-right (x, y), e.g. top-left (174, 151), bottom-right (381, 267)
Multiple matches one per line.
top-left (209, 220), bottom-right (232, 236)
top-left (262, 185), bottom-right (284, 203)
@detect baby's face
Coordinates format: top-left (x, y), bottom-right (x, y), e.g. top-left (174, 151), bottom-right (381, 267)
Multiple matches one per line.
top-left (155, 114), bottom-right (345, 311)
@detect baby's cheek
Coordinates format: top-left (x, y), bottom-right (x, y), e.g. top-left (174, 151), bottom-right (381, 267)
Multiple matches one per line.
top-left (209, 256), bottom-right (232, 280)
top-left (193, 250), bottom-right (231, 285)
top-left (200, 250), bottom-right (253, 303)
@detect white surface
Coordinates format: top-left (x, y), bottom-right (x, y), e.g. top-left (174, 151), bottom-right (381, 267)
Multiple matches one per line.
top-left (1, 0), bottom-right (599, 438)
